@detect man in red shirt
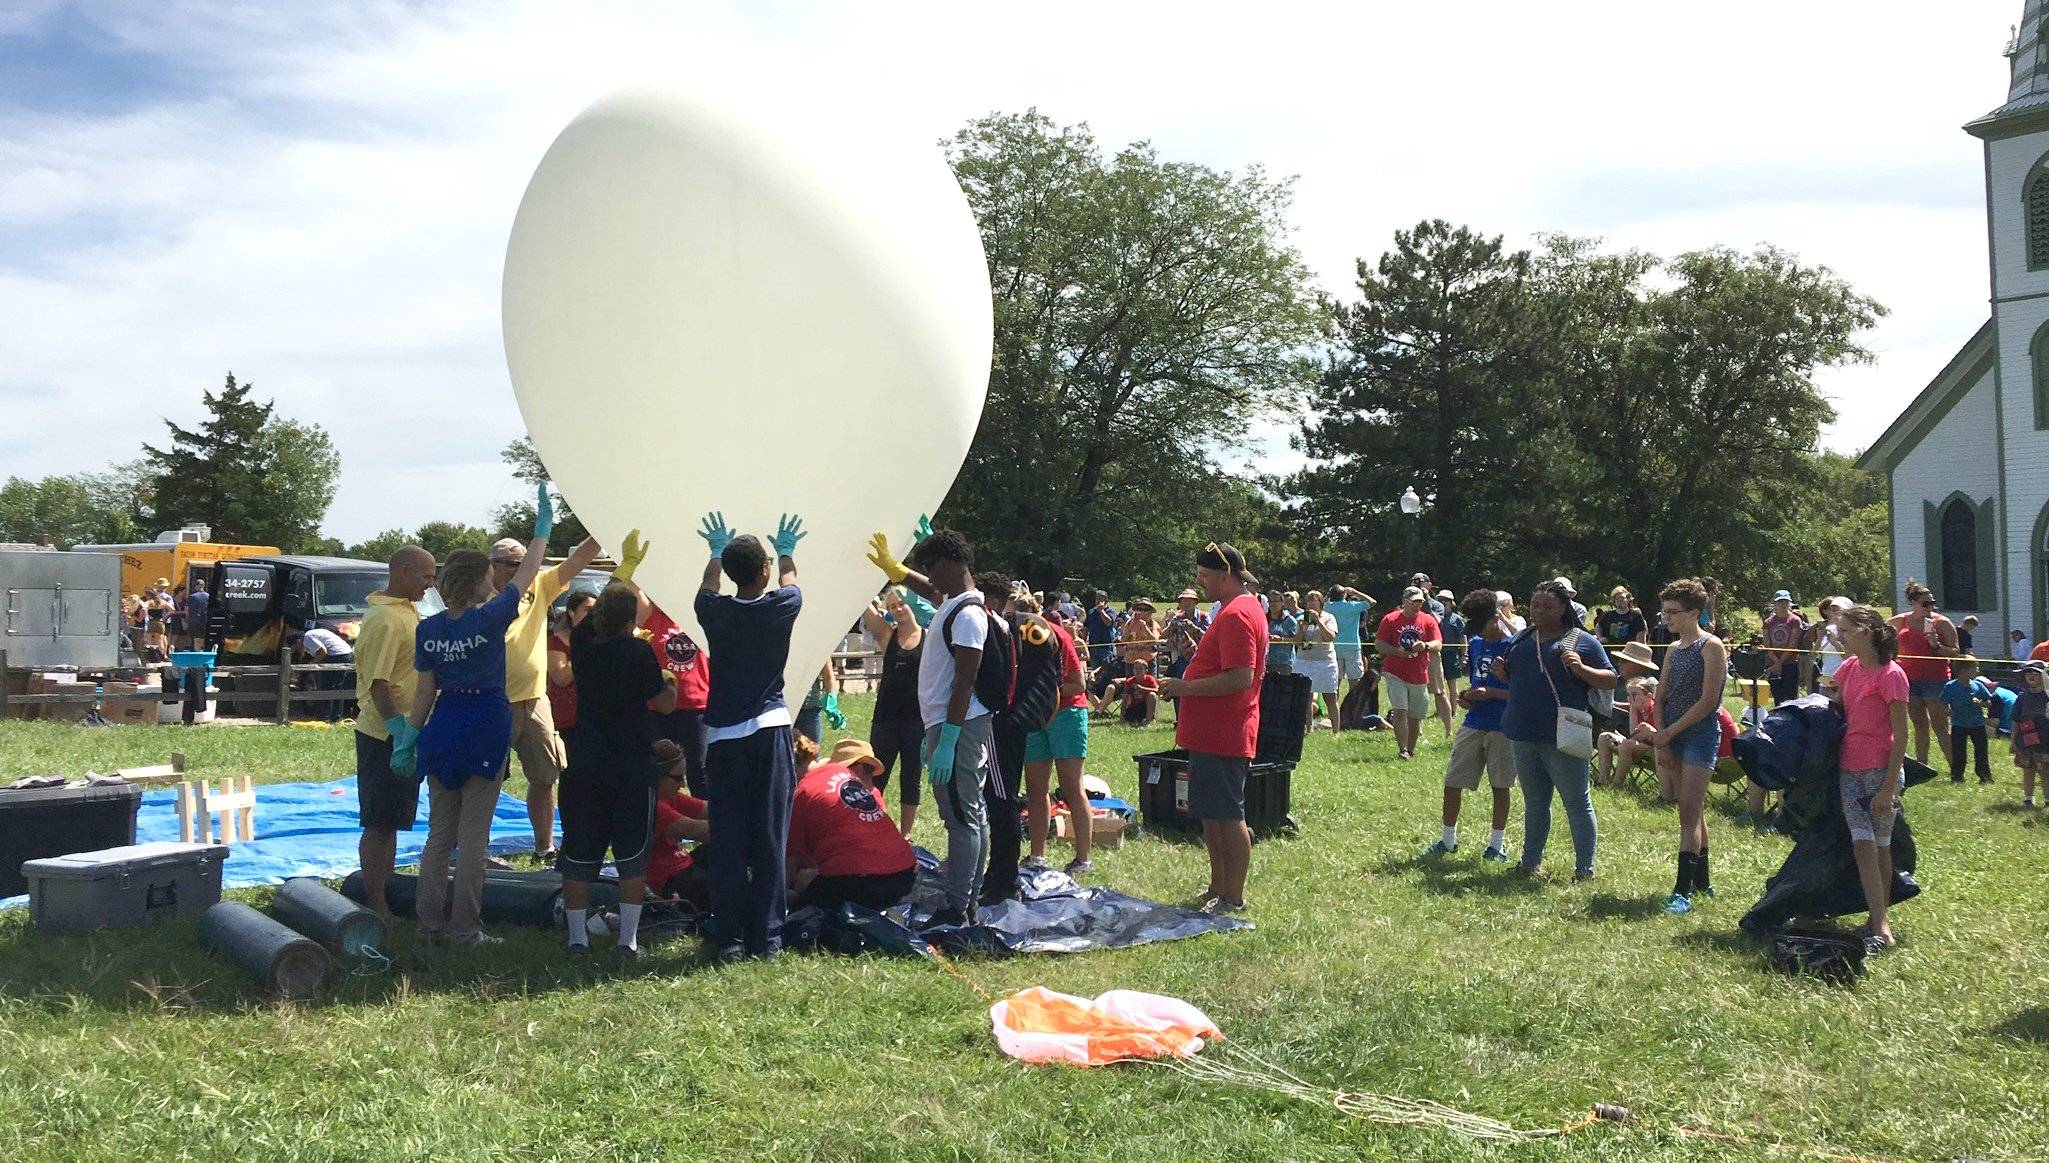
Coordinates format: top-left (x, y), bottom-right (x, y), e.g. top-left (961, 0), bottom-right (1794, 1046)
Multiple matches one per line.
top-left (787, 740), bottom-right (918, 913)
top-left (1158, 541), bottom-right (1265, 914)
top-left (1375, 587), bottom-right (1443, 761)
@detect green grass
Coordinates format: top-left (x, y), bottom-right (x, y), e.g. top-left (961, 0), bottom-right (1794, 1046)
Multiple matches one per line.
top-left (2, 694), bottom-right (2046, 1162)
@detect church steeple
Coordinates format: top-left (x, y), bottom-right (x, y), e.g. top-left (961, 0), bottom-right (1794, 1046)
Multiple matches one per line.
top-left (1969, 1), bottom-right (2049, 138)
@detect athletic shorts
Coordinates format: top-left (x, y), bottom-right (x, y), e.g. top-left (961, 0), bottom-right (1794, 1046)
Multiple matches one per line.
top-left (1839, 767), bottom-right (1897, 847)
top-left (1426, 651), bottom-right (1447, 694)
top-left (1444, 726), bottom-right (1515, 790)
top-left (1025, 706), bottom-right (1089, 763)
top-left (1186, 750), bottom-right (1249, 822)
top-left (560, 748), bottom-right (657, 880)
top-left (1335, 649), bottom-right (1365, 681)
top-left (1907, 679), bottom-right (1947, 701)
top-left (509, 696), bottom-right (566, 788)
top-left (1667, 715), bottom-right (1722, 769)
top-left (354, 729), bottom-right (420, 831)
top-left (1383, 674), bottom-right (1430, 719)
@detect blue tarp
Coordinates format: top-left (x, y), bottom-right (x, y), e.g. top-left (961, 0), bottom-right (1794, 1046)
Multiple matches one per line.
top-left (2, 776), bottom-right (536, 908)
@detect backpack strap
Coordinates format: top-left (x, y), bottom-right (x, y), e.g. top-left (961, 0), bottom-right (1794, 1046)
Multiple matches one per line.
top-left (940, 592), bottom-right (987, 650)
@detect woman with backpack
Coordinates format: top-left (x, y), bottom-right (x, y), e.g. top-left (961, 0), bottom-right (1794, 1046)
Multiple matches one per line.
top-left (1493, 579), bottom-right (1618, 881)
top-left (1636, 579), bottom-right (1728, 914)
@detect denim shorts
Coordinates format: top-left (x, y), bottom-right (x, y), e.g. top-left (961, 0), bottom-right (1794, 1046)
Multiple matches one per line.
top-left (1668, 715), bottom-right (1722, 769)
top-left (1907, 679), bottom-right (1947, 701)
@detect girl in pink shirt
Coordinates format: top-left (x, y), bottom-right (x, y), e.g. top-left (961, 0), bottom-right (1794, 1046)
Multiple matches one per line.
top-left (1831, 605), bottom-right (1910, 951)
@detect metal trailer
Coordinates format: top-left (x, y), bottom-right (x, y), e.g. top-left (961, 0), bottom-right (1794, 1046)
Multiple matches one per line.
top-left (0, 548), bottom-right (123, 669)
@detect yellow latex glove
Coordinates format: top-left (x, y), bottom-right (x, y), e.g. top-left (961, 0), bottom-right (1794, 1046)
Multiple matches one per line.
top-left (867, 532), bottom-right (910, 583)
top-left (612, 529), bottom-right (648, 583)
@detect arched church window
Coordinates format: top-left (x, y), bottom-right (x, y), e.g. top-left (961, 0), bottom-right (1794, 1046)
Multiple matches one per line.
top-left (1941, 497), bottom-right (1979, 612)
top-left (2030, 159), bottom-right (2049, 270)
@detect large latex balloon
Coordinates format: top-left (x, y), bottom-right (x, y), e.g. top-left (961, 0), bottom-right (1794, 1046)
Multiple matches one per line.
top-left (502, 84), bottom-right (991, 712)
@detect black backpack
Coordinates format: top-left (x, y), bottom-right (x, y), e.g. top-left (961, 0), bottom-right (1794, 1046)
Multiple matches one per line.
top-left (1003, 613), bottom-right (1064, 730)
top-left (942, 594), bottom-right (1015, 715)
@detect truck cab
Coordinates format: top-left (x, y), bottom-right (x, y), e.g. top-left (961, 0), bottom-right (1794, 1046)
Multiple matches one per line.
top-left (203, 556), bottom-right (389, 661)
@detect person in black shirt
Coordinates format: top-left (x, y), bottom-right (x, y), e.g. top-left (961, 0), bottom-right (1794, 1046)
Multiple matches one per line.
top-left (1594, 586), bottom-right (1649, 648)
top-left (561, 582), bottom-right (676, 955)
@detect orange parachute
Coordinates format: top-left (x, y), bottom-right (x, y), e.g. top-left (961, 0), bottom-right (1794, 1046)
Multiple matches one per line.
top-left (990, 987), bottom-right (1222, 1067)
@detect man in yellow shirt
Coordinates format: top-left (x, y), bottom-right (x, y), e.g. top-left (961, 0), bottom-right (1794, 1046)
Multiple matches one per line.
top-left (487, 536), bottom-right (580, 860)
top-left (354, 544), bottom-right (436, 918)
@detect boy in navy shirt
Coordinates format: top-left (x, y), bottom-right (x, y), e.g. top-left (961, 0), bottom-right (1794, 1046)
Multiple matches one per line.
top-left (693, 512), bottom-right (805, 962)
top-left (1425, 590), bottom-right (1516, 861)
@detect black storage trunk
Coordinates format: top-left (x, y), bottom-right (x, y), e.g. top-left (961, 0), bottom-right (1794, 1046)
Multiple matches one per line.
top-left (0, 782), bottom-right (144, 898)
top-left (1255, 671), bottom-right (1313, 764)
top-left (1134, 749), bottom-right (1293, 837)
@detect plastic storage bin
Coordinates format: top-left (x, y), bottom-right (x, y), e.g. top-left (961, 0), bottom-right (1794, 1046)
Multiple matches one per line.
top-left (1255, 671), bottom-right (1314, 763)
top-left (1134, 749), bottom-right (1294, 838)
top-left (21, 841), bottom-right (229, 933)
top-left (0, 781), bottom-right (143, 898)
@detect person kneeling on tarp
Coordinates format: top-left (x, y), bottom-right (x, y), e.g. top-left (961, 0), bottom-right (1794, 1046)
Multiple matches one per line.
top-left (787, 739), bottom-right (918, 913)
top-left (644, 738), bottom-right (712, 908)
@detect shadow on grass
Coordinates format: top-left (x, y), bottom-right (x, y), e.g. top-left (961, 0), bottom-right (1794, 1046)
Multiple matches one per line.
top-left (1988, 1006), bottom-right (2049, 1043)
top-left (1584, 893), bottom-right (1666, 921)
top-left (1673, 926), bottom-right (1766, 960)
top-left (0, 911), bottom-right (720, 1016)
top-left (1380, 853), bottom-right (1546, 898)
top-left (1984, 801), bottom-right (2039, 816)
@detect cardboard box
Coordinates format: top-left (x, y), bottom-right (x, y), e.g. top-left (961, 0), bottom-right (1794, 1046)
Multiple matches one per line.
top-left (99, 681), bottom-right (155, 727)
top-left (1052, 808), bottom-right (1127, 851)
top-left (30, 674), bottom-right (87, 723)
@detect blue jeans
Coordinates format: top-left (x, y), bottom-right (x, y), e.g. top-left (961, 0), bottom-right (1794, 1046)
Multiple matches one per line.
top-left (705, 726), bottom-right (795, 955)
top-left (1511, 741), bottom-right (1597, 878)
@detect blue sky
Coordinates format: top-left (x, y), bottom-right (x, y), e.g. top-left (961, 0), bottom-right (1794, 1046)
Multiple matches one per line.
top-left (0, 0), bottom-right (2026, 541)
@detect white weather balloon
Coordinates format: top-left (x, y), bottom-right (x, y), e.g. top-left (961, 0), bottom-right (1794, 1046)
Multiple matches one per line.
top-left (502, 84), bottom-right (991, 709)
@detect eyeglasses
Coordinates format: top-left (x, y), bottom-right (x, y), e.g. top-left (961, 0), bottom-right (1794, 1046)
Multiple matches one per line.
top-left (1659, 606), bottom-right (1686, 617)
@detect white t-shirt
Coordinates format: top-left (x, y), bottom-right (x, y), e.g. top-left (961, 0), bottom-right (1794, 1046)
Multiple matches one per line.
top-left (301, 627), bottom-right (353, 658)
top-left (919, 591), bottom-right (991, 729)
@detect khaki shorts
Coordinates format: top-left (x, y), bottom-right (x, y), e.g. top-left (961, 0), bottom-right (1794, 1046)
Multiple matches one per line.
top-left (508, 696), bottom-right (566, 788)
top-left (1426, 651), bottom-right (1447, 694)
top-left (1384, 674), bottom-right (1430, 719)
top-left (1444, 726), bottom-right (1516, 790)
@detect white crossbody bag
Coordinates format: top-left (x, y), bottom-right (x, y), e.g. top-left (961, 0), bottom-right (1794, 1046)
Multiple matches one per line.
top-left (1535, 630), bottom-right (1595, 760)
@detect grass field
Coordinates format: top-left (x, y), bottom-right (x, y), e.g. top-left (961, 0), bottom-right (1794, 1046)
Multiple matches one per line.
top-left (2, 693), bottom-right (2047, 1162)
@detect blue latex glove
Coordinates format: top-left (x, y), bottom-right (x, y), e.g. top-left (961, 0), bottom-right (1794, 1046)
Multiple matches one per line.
top-left (534, 481), bottom-right (554, 542)
top-left (904, 590), bottom-right (937, 629)
top-left (822, 691), bottom-right (846, 731)
top-left (385, 716), bottom-right (419, 777)
top-left (925, 722), bottom-right (961, 786)
top-left (698, 511), bottom-right (733, 557)
top-left (773, 513), bottom-right (807, 557)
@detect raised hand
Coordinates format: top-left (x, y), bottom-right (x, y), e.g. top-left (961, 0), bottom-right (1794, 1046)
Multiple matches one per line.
top-left (911, 514), bottom-right (934, 547)
top-left (773, 513), bottom-right (807, 558)
top-left (534, 482), bottom-right (555, 541)
top-left (612, 529), bottom-right (648, 583)
top-left (698, 512), bottom-right (734, 557)
top-left (866, 531), bottom-right (910, 583)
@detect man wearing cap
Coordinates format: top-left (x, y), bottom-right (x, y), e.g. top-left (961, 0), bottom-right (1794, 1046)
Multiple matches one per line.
top-left (1762, 590), bottom-right (1807, 706)
top-left (1158, 542), bottom-right (1265, 912)
top-left (1432, 587), bottom-right (1465, 738)
top-left (1083, 591), bottom-right (1118, 668)
top-left (1163, 588), bottom-right (1211, 685)
top-left (788, 739), bottom-right (919, 912)
top-left (1375, 587), bottom-right (1443, 760)
top-left (486, 536), bottom-right (576, 861)
top-left (353, 544), bottom-right (436, 918)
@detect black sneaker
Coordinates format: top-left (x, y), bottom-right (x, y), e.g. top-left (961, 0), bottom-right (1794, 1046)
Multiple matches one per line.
top-left (716, 944), bottom-right (747, 966)
top-left (926, 907), bottom-right (968, 929)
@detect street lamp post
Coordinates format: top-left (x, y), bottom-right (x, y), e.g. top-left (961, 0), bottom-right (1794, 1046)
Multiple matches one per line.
top-left (1399, 486), bottom-right (1422, 581)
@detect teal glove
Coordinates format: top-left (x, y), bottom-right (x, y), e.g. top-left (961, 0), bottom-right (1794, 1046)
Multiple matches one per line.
top-left (904, 590), bottom-right (936, 629)
top-left (773, 513), bottom-right (807, 557)
top-left (698, 511), bottom-right (733, 557)
top-left (925, 722), bottom-right (961, 786)
top-left (822, 691), bottom-right (846, 731)
top-left (910, 514), bottom-right (934, 547)
top-left (534, 482), bottom-right (554, 541)
top-left (385, 716), bottom-right (419, 777)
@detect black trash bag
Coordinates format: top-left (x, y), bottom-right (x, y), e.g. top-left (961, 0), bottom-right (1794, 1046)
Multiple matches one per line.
top-left (824, 903), bottom-right (934, 959)
top-left (1741, 757), bottom-right (1936, 935)
top-left (1732, 695), bottom-right (1844, 791)
top-left (1764, 925), bottom-right (1868, 985)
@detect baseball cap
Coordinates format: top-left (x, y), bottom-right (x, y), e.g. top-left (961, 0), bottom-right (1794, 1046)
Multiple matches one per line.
top-left (1772, 589), bottom-right (1793, 603)
top-left (2020, 659), bottom-right (2048, 675)
top-left (1402, 586), bottom-right (1426, 603)
top-left (830, 738), bottom-right (884, 775)
top-left (487, 537), bottom-right (526, 563)
top-left (1550, 577), bottom-right (1576, 597)
top-left (1434, 588), bottom-right (1453, 601)
top-left (155, 577), bottom-right (170, 587)
top-left (1177, 588), bottom-right (1199, 601)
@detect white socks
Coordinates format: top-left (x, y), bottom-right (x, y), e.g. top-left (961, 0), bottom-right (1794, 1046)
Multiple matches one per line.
top-left (1488, 828), bottom-right (1506, 851)
top-left (1441, 825), bottom-right (1458, 848)
top-left (617, 902), bottom-right (643, 951)
top-left (566, 907), bottom-right (588, 948)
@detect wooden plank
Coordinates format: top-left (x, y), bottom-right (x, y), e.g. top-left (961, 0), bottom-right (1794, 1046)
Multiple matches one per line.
top-left (176, 782), bottom-right (195, 844)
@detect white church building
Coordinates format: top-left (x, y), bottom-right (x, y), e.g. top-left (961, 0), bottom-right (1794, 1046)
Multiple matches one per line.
top-left (1859, 2), bottom-right (2049, 652)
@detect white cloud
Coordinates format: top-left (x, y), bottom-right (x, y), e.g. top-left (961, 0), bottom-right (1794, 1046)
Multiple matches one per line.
top-left (0, 0), bottom-right (2024, 540)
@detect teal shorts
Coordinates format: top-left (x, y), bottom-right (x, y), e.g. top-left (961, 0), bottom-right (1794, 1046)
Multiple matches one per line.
top-left (1025, 705), bottom-right (1090, 763)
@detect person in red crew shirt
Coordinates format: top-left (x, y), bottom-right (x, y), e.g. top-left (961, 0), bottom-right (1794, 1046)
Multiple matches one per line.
top-left (644, 739), bottom-right (711, 907)
top-left (787, 739), bottom-right (918, 913)
top-left (1375, 587), bottom-right (1444, 761)
top-left (640, 601), bottom-right (713, 798)
top-left (1158, 541), bottom-right (1265, 914)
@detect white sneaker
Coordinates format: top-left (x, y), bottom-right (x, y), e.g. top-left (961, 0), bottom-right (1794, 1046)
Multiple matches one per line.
top-left (449, 931), bottom-right (503, 948)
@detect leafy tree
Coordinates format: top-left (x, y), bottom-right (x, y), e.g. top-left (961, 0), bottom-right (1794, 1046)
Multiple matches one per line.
top-left (494, 436), bottom-right (587, 553)
top-left (940, 111), bottom-right (1324, 590)
top-left (413, 521), bottom-right (492, 560)
top-left (0, 476), bottom-right (107, 547)
top-left (143, 374), bottom-right (341, 551)
top-left (346, 529), bottom-right (410, 564)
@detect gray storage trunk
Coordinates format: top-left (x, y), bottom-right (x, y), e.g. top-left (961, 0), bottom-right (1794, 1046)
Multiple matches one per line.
top-left (22, 841), bottom-right (230, 933)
